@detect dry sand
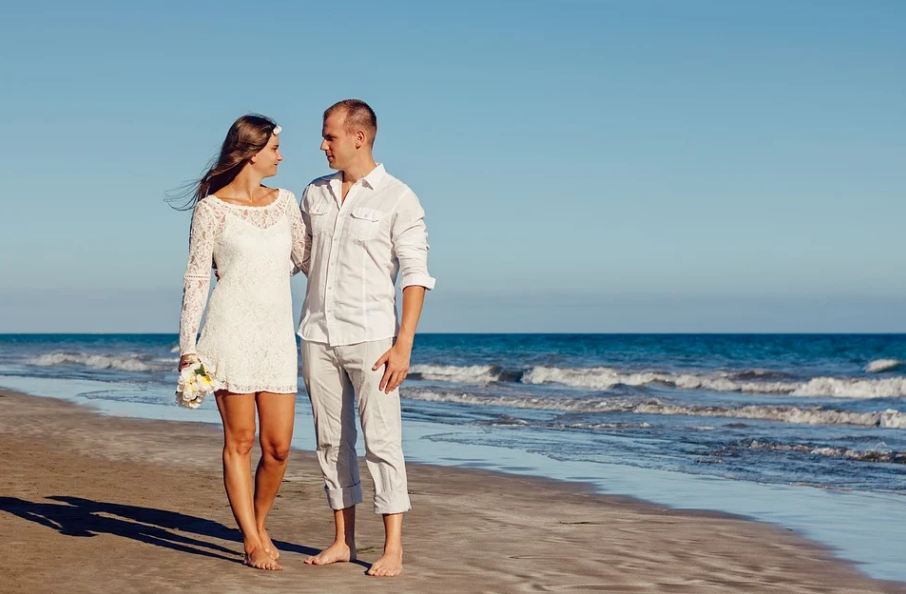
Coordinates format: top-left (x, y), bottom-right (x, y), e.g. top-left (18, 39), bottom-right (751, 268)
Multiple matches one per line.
top-left (1, 388), bottom-right (903, 593)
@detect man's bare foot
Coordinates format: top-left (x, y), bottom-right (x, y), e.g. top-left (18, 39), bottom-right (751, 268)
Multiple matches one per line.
top-left (260, 528), bottom-right (280, 560)
top-left (304, 540), bottom-right (355, 566)
top-left (367, 548), bottom-right (403, 577)
top-left (244, 546), bottom-right (281, 571)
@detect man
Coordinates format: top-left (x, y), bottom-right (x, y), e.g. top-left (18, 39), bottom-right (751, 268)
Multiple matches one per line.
top-left (298, 99), bottom-right (435, 578)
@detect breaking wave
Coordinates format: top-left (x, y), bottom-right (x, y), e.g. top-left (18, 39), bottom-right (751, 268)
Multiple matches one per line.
top-left (866, 359), bottom-right (903, 373)
top-left (401, 390), bottom-right (906, 429)
top-left (409, 364), bottom-right (503, 384)
top-left (521, 366), bottom-right (906, 399)
top-left (406, 364), bottom-right (906, 399)
top-left (741, 440), bottom-right (906, 464)
top-left (29, 352), bottom-right (156, 372)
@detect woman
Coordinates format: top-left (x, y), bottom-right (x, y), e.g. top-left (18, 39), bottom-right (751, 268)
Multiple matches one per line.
top-left (177, 114), bottom-right (309, 570)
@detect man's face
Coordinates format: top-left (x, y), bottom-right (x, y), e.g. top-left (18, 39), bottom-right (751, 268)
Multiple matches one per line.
top-left (320, 111), bottom-right (357, 171)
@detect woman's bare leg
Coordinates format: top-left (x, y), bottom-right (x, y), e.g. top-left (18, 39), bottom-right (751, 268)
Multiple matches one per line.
top-left (215, 390), bottom-right (280, 570)
top-left (254, 391), bottom-right (295, 559)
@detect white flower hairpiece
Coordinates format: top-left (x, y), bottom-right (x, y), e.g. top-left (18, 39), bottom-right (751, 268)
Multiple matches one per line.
top-left (273, 125), bottom-right (282, 135)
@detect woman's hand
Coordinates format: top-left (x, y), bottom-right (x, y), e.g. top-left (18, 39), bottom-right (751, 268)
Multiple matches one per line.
top-left (179, 354), bottom-right (199, 371)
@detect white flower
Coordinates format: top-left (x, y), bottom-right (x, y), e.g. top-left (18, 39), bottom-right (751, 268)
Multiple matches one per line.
top-left (175, 360), bottom-right (216, 409)
top-left (273, 125), bottom-right (282, 135)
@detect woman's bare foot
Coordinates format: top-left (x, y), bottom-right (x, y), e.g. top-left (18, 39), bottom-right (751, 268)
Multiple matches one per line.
top-left (244, 546), bottom-right (281, 571)
top-left (304, 540), bottom-right (355, 566)
top-left (367, 547), bottom-right (403, 577)
top-left (260, 528), bottom-right (280, 560)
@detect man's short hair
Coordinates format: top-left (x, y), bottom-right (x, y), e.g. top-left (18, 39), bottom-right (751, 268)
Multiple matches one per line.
top-left (324, 99), bottom-right (377, 146)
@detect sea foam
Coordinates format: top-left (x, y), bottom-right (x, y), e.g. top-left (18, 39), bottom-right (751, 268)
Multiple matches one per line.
top-left (402, 389), bottom-right (906, 429)
top-left (521, 366), bottom-right (906, 399)
top-left (866, 359), bottom-right (903, 373)
top-left (409, 364), bottom-right (502, 384)
top-left (29, 352), bottom-right (154, 372)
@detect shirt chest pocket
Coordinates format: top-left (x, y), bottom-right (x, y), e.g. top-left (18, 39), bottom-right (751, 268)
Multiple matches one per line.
top-left (308, 200), bottom-right (332, 237)
top-left (349, 207), bottom-right (384, 242)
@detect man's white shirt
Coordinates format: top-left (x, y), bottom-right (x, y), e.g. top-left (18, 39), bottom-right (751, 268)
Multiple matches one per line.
top-left (297, 163), bottom-right (436, 347)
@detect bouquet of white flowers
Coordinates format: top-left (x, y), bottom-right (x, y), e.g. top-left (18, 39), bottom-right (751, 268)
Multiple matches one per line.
top-left (176, 359), bottom-right (215, 409)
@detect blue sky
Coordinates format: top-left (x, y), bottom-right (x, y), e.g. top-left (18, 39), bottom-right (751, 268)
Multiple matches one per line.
top-left (1, 0), bottom-right (904, 332)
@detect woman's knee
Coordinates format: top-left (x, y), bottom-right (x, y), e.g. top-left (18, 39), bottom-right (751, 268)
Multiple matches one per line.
top-left (261, 440), bottom-right (291, 463)
top-left (225, 429), bottom-right (256, 456)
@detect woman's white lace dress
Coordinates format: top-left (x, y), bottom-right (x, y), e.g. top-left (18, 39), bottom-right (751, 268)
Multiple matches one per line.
top-left (179, 188), bottom-right (309, 394)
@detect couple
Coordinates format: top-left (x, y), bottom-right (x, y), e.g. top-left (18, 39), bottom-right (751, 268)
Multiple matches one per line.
top-left (177, 99), bottom-right (434, 576)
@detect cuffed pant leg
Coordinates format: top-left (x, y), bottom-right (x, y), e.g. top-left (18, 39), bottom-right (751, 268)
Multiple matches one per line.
top-left (341, 339), bottom-right (411, 515)
top-left (302, 340), bottom-right (363, 510)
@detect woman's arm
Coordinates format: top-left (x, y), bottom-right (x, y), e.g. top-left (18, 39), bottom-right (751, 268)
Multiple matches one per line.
top-left (178, 200), bottom-right (220, 364)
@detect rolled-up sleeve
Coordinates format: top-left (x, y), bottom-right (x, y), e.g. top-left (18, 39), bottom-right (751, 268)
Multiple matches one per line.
top-left (392, 190), bottom-right (436, 290)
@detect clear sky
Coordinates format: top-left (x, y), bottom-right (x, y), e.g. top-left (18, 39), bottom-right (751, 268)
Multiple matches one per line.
top-left (1, 0), bottom-right (904, 332)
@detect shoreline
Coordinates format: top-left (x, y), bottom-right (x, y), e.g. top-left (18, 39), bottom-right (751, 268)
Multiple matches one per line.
top-left (1, 387), bottom-right (904, 593)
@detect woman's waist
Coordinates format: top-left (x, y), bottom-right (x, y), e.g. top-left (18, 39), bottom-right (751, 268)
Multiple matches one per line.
top-left (209, 282), bottom-right (293, 308)
top-left (212, 271), bottom-right (291, 291)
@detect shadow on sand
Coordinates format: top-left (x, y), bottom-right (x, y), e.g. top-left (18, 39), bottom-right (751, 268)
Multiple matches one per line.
top-left (0, 495), bottom-right (323, 565)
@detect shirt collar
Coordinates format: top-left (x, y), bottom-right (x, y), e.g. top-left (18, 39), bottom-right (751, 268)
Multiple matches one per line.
top-left (360, 163), bottom-right (386, 190)
top-left (327, 163), bottom-right (386, 205)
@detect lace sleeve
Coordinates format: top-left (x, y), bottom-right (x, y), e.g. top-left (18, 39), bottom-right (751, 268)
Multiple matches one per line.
top-left (179, 200), bottom-right (222, 355)
top-left (288, 190), bottom-right (311, 276)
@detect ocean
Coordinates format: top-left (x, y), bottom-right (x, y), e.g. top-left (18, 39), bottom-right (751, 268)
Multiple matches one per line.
top-left (1, 333), bottom-right (904, 580)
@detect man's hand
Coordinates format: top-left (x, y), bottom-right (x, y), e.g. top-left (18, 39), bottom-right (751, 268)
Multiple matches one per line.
top-left (372, 339), bottom-right (413, 394)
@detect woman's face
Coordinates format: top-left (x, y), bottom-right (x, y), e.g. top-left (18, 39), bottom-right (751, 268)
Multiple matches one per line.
top-left (250, 132), bottom-right (283, 178)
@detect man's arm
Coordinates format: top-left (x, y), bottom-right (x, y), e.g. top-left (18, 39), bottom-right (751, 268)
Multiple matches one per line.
top-left (291, 186), bottom-right (313, 276)
top-left (372, 189), bottom-right (435, 393)
top-left (373, 286), bottom-right (426, 393)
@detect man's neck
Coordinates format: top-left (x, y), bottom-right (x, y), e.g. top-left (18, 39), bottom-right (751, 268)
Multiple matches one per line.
top-left (341, 158), bottom-right (378, 185)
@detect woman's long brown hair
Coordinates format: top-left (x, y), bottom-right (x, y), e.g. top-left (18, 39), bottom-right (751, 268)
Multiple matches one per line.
top-left (171, 114), bottom-right (279, 211)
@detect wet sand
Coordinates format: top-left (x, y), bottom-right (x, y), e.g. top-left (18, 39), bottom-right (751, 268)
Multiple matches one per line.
top-left (1, 388), bottom-right (903, 593)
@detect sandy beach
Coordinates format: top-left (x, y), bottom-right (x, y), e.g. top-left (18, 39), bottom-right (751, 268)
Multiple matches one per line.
top-left (0, 388), bottom-right (902, 594)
